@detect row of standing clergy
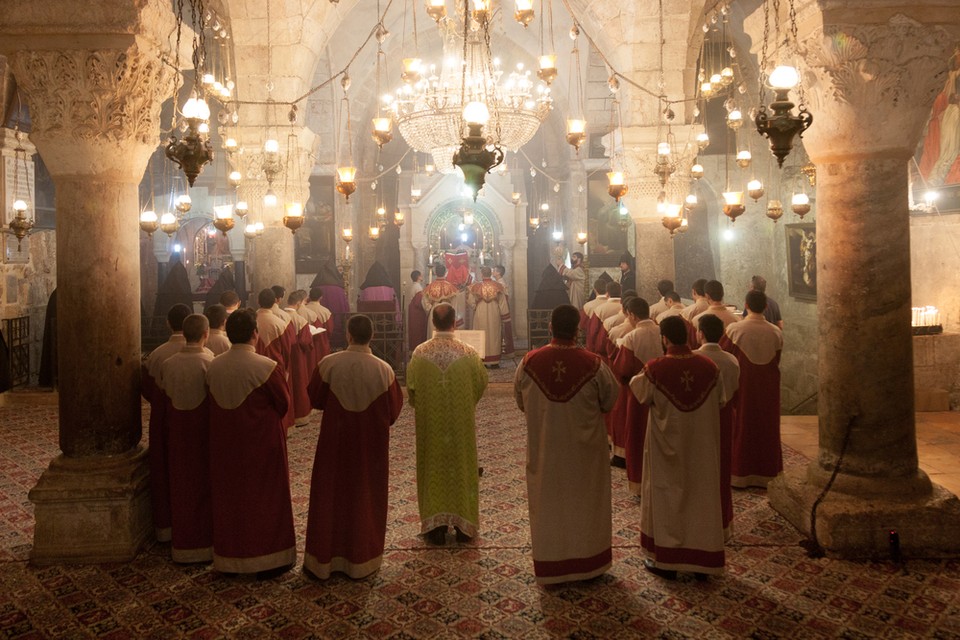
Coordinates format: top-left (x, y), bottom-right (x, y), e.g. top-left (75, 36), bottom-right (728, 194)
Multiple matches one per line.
top-left (140, 289), bottom-right (336, 575)
top-left (582, 280), bottom-right (784, 536)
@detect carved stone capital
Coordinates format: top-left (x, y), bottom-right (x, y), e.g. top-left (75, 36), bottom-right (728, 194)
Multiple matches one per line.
top-left (11, 47), bottom-right (171, 179)
top-left (798, 14), bottom-right (954, 160)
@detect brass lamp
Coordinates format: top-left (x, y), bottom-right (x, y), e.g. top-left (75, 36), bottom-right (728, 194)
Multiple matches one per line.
top-left (766, 199), bottom-right (784, 222)
top-left (9, 198), bottom-right (33, 250)
top-left (537, 54), bottom-right (558, 85)
top-left (566, 119), bottom-right (587, 151)
top-left (452, 102), bottom-right (504, 201)
top-left (336, 166), bottom-right (358, 202)
top-left (371, 117), bottom-right (393, 148)
top-left (426, 0), bottom-right (446, 22)
top-left (661, 202), bottom-right (683, 236)
top-left (747, 179), bottom-right (765, 201)
top-left (235, 200), bottom-right (249, 218)
top-left (401, 58), bottom-right (422, 84)
top-left (394, 209), bottom-right (405, 226)
top-left (283, 202), bottom-right (305, 234)
top-left (160, 212), bottom-right (179, 236)
top-left (515, 0), bottom-right (534, 26)
top-left (755, 66), bottom-right (813, 167)
top-left (213, 208), bottom-right (235, 235)
top-left (721, 191), bottom-right (746, 222)
top-left (607, 171), bottom-right (628, 202)
top-left (165, 95), bottom-right (214, 187)
top-left (791, 192), bottom-right (811, 218)
top-left (139, 210), bottom-right (159, 237)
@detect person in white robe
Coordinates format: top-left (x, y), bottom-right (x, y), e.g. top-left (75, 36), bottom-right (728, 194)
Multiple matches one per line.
top-left (515, 304), bottom-right (619, 585)
top-left (630, 315), bottom-right (728, 580)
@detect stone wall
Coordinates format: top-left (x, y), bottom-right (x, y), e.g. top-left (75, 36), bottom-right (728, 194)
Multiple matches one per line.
top-left (0, 229), bottom-right (56, 386)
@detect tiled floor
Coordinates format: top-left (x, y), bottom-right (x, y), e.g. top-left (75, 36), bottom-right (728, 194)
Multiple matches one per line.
top-left (780, 413), bottom-right (960, 496)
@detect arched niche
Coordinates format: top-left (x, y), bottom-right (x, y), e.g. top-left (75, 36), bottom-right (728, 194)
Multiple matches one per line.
top-left (424, 198), bottom-right (504, 265)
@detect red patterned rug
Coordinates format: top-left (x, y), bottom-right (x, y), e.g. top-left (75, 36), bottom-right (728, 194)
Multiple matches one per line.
top-left (1, 388), bottom-right (958, 638)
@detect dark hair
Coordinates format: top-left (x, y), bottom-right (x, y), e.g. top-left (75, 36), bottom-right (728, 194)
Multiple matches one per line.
top-left (494, 264), bottom-right (506, 276)
top-left (550, 304), bottom-right (580, 340)
top-left (745, 290), bottom-right (768, 313)
top-left (347, 314), bottom-right (373, 345)
top-left (659, 315), bottom-right (687, 346)
top-left (288, 289), bottom-right (307, 306)
top-left (271, 285), bottom-right (286, 301)
top-left (698, 313), bottom-right (724, 343)
top-left (258, 288), bottom-right (276, 309)
top-left (204, 304), bottom-right (228, 329)
top-left (182, 314), bottom-right (209, 343)
top-left (219, 290), bottom-right (240, 308)
top-left (691, 278), bottom-right (707, 296)
top-left (411, 270), bottom-right (422, 282)
top-left (432, 303), bottom-right (456, 331)
top-left (434, 264), bottom-right (447, 278)
top-left (666, 291), bottom-right (682, 303)
top-left (226, 308), bottom-right (258, 344)
top-left (480, 266), bottom-right (492, 278)
top-left (571, 252), bottom-right (583, 262)
top-left (657, 279), bottom-right (674, 297)
top-left (625, 296), bottom-right (649, 320)
top-left (309, 286), bottom-right (324, 301)
top-left (605, 282), bottom-right (622, 298)
top-left (594, 279), bottom-right (607, 293)
top-left (622, 289), bottom-right (638, 299)
top-left (167, 303), bottom-right (192, 332)
top-left (751, 275), bottom-right (768, 293)
top-left (704, 280), bottom-right (724, 302)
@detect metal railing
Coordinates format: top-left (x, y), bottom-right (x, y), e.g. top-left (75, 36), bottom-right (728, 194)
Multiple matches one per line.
top-left (526, 309), bottom-right (586, 351)
top-left (332, 311), bottom-right (407, 380)
top-left (3, 316), bottom-right (30, 388)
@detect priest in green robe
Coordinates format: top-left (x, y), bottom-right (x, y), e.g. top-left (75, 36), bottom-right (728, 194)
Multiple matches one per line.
top-left (406, 303), bottom-right (488, 545)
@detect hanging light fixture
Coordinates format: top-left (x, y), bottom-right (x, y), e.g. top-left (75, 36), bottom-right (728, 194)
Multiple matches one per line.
top-left (139, 210), bottom-right (159, 237)
top-left (213, 206), bottom-right (235, 235)
top-left (395, 2), bottom-right (549, 174)
top-left (160, 212), bottom-right (180, 237)
top-left (394, 209), bottom-right (405, 226)
top-left (791, 191), bottom-right (811, 218)
top-left (607, 171), bottom-right (628, 203)
top-left (766, 199), bottom-right (784, 222)
top-left (690, 163), bottom-right (704, 180)
top-left (368, 224), bottom-right (381, 241)
top-left (747, 178), bottom-right (765, 201)
top-left (754, 0), bottom-right (812, 167)
top-left (565, 26), bottom-right (587, 152)
top-left (243, 223), bottom-right (258, 239)
top-left (661, 201), bottom-right (683, 236)
top-left (453, 101), bottom-right (504, 200)
top-left (335, 74), bottom-right (358, 202)
top-left (371, 30), bottom-right (394, 149)
top-left (7, 133), bottom-right (34, 250)
top-left (235, 200), bottom-right (249, 218)
top-left (721, 191), bottom-right (746, 222)
top-left (515, 0), bottom-right (535, 27)
top-left (426, 0), bottom-right (447, 22)
top-left (283, 202), bottom-right (305, 233)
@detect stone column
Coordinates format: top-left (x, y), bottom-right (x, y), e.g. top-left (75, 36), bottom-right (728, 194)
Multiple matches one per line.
top-left (3, 25), bottom-right (171, 560)
top-left (767, 14), bottom-right (960, 556)
top-left (619, 125), bottom-right (696, 301)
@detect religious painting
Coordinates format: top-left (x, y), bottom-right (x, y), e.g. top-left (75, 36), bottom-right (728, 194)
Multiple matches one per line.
top-left (914, 47), bottom-right (960, 212)
top-left (586, 173), bottom-right (631, 268)
top-left (785, 223), bottom-right (816, 301)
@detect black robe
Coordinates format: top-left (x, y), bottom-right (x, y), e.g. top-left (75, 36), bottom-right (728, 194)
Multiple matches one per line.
top-left (153, 258), bottom-right (194, 331)
top-left (38, 288), bottom-right (57, 388)
top-left (204, 265), bottom-right (237, 310)
top-left (532, 264), bottom-right (571, 310)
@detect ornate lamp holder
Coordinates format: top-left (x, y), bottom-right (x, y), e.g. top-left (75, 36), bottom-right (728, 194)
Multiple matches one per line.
top-left (607, 171), bottom-right (628, 203)
top-left (755, 66), bottom-right (813, 167)
top-left (213, 210), bottom-right (235, 235)
top-left (336, 166), bottom-right (358, 202)
top-left (453, 104), bottom-right (504, 201)
top-left (165, 95), bottom-right (214, 187)
top-left (722, 191), bottom-right (746, 222)
top-left (283, 202), bottom-right (305, 234)
top-left (766, 199), bottom-right (784, 222)
top-left (139, 210), bottom-right (160, 237)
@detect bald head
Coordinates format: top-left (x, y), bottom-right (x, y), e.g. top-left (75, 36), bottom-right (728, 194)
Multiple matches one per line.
top-left (432, 303), bottom-right (457, 332)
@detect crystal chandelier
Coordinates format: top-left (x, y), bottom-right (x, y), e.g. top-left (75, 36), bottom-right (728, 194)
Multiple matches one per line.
top-left (390, 8), bottom-right (551, 174)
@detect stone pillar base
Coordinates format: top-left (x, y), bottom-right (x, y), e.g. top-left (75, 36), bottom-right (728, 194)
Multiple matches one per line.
top-left (29, 446), bottom-right (152, 564)
top-left (768, 467), bottom-right (960, 558)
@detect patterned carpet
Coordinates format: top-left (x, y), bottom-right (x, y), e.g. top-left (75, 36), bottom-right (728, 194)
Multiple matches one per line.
top-left (2, 380), bottom-right (960, 639)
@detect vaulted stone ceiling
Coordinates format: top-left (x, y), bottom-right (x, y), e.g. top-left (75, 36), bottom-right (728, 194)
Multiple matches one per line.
top-left (223, 0), bottom-right (717, 175)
